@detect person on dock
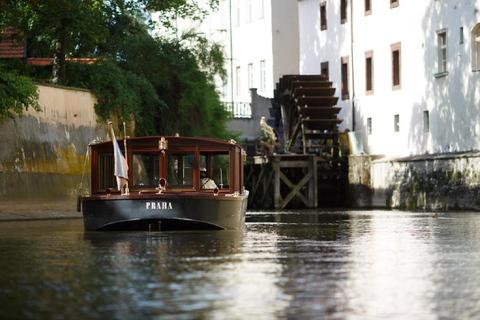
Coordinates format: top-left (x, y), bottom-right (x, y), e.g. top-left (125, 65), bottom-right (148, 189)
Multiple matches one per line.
top-left (259, 116), bottom-right (277, 156)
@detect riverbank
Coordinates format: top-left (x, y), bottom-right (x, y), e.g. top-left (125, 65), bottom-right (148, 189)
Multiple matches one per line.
top-left (0, 211), bottom-right (82, 222)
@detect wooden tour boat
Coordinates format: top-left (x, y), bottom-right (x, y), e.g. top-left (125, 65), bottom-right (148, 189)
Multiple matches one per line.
top-left (80, 126), bottom-right (249, 231)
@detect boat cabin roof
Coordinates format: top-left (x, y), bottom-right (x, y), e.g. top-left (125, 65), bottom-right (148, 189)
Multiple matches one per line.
top-left (89, 136), bottom-right (245, 196)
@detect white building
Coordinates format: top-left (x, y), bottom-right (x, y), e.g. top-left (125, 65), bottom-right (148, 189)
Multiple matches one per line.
top-left (298, 0), bottom-right (480, 158)
top-left (153, 0), bottom-right (299, 119)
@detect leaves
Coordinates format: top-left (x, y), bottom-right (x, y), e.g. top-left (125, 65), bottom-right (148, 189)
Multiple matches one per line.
top-left (65, 60), bottom-right (166, 136)
top-left (0, 62), bottom-right (41, 123)
top-left (1, 0), bottom-right (236, 140)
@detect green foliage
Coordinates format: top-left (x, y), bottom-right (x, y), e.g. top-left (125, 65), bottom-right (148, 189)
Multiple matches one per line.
top-left (1, 0), bottom-right (236, 140)
top-left (65, 61), bottom-right (166, 136)
top-left (142, 0), bottom-right (219, 28)
top-left (0, 62), bottom-right (41, 123)
top-left (2, 0), bottom-right (109, 84)
top-left (180, 30), bottom-right (227, 84)
top-left (118, 36), bottom-right (233, 139)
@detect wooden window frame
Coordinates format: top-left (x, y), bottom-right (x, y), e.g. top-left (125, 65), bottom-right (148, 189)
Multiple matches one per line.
top-left (321, 61), bottom-right (329, 78)
top-left (435, 29), bottom-right (448, 77)
top-left (260, 60), bottom-right (266, 91)
top-left (248, 63), bottom-right (254, 89)
top-left (365, 50), bottom-right (374, 95)
top-left (341, 56), bottom-right (350, 100)
top-left (472, 23), bottom-right (480, 71)
top-left (391, 42), bottom-right (401, 90)
top-left (235, 66), bottom-right (241, 96)
top-left (365, 0), bottom-right (372, 16)
top-left (394, 114), bottom-right (400, 133)
top-left (320, 2), bottom-right (327, 31)
top-left (340, 0), bottom-right (348, 24)
top-left (246, 0), bottom-right (252, 23)
top-left (423, 111), bottom-right (430, 133)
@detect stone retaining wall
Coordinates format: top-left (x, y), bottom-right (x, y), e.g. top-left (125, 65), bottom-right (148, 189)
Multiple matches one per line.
top-left (349, 152), bottom-right (480, 211)
top-left (0, 83), bottom-right (108, 213)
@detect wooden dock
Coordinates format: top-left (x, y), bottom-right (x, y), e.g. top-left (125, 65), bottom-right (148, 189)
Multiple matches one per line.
top-left (245, 154), bottom-right (346, 209)
top-left (245, 74), bottom-right (348, 209)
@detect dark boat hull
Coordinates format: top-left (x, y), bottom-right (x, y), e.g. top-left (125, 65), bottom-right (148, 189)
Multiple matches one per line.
top-left (82, 193), bottom-right (248, 231)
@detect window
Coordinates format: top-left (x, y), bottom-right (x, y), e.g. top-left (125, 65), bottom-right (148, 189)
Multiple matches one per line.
top-left (320, 2), bottom-right (327, 31)
top-left (340, 0), bottom-right (347, 24)
top-left (436, 29), bottom-right (447, 75)
top-left (259, 0), bottom-right (264, 19)
top-left (365, 0), bottom-right (372, 15)
top-left (460, 27), bottom-right (464, 44)
top-left (341, 56), bottom-right (349, 100)
top-left (390, 0), bottom-right (399, 9)
top-left (260, 60), bottom-right (266, 91)
top-left (200, 152), bottom-right (230, 190)
top-left (248, 63), bottom-right (254, 89)
top-left (98, 153), bottom-right (115, 190)
top-left (367, 118), bottom-right (372, 135)
top-left (365, 50), bottom-right (374, 94)
top-left (472, 23), bottom-right (480, 71)
top-left (247, 0), bottom-right (252, 22)
top-left (423, 111), bottom-right (429, 133)
top-left (235, 0), bottom-right (240, 26)
top-left (167, 153), bottom-right (195, 189)
top-left (132, 154), bottom-right (159, 188)
top-left (391, 42), bottom-right (401, 90)
top-left (235, 66), bottom-right (241, 96)
top-left (394, 114), bottom-right (400, 132)
top-left (321, 61), bottom-right (329, 78)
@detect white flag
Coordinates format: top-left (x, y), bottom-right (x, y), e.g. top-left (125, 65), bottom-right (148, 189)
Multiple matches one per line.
top-left (111, 127), bottom-right (129, 191)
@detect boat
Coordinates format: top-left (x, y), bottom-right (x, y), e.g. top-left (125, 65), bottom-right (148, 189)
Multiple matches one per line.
top-left (80, 131), bottom-right (249, 231)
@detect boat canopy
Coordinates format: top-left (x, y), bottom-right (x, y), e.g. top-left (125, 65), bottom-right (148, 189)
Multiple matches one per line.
top-left (89, 136), bottom-right (245, 196)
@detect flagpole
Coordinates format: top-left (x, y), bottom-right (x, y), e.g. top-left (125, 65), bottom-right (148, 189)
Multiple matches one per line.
top-left (123, 121), bottom-right (129, 195)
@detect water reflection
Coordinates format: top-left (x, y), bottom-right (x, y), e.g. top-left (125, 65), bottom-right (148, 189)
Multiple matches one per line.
top-left (0, 211), bottom-right (480, 319)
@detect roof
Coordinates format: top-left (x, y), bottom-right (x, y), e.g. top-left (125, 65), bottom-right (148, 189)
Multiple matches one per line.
top-left (1, 27), bottom-right (98, 64)
top-left (26, 57), bottom-right (99, 66)
top-left (91, 136), bottom-right (243, 151)
top-left (0, 28), bottom-right (24, 59)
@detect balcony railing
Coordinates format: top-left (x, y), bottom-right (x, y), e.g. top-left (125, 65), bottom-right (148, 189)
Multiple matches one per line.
top-left (224, 102), bottom-right (252, 119)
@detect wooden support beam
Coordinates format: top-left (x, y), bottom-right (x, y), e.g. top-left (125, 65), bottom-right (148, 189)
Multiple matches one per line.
top-left (273, 155), bottom-right (317, 209)
top-left (249, 163), bottom-right (268, 206)
top-left (309, 155), bottom-right (318, 208)
top-left (261, 170), bottom-right (275, 204)
top-left (279, 170), bottom-right (311, 208)
top-left (274, 158), bottom-right (281, 208)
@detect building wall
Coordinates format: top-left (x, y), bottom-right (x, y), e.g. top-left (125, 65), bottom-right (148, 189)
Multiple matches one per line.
top-left (271, 1), bottom-right (300, 85)
top-left (0, 83), bottom-right (108, 212)
top-left (299, 0), bottom-right (480, 158)
top-left (298, 0), bottom-right (353, 131)
top-left (299, 1), bottom-right (480, 209)
top-left (231, 0), bottom-right (274, 102)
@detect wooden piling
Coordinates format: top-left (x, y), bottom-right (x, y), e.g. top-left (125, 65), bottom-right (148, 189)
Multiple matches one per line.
top-left (245, 154), bottom-right (318, 209)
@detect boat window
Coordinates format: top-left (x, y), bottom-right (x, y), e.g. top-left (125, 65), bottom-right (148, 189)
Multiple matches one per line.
top-left (199, 153), bottom-right (230, 189)
top-left (98, 153), bottom-right (116, 190)
top-left (166, 153), bottom-right (195, 189)
top-left (132, 154), bottom-right (159, 188)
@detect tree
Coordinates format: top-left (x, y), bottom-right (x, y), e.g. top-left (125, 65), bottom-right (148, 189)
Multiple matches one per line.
top-left (2, 0), bottom-right (235, 140)
top-left (1, 0), bottom-right (107, 84)
top-left (116, 34), bottom-right (232, 138)
top-left (0, 62), bottom-right (41, 123)
top-left (141, 0), bottom-right (219, 26)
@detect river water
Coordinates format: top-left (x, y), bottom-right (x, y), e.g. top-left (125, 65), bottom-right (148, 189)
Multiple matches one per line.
top-left (0, 210), bottom-right (479, 319)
